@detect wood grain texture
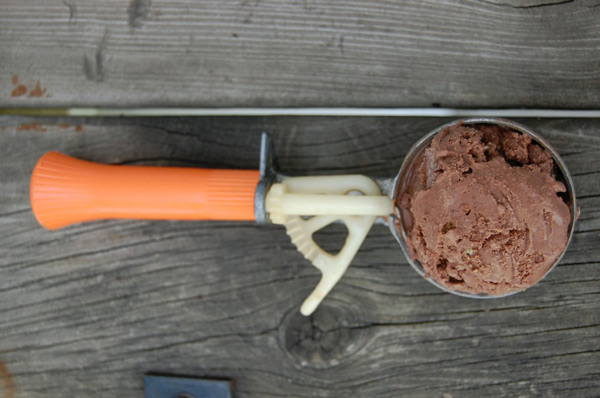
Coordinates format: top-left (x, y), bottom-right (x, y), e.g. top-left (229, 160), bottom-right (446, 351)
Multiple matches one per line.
top-left (1, 0), bottom-right (600, 108)
top-left (0, 116), bottom-right (599, 398)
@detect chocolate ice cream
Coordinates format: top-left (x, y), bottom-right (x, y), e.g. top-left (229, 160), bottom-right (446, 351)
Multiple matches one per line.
top-left (397, 123), bottom-right (570, 295)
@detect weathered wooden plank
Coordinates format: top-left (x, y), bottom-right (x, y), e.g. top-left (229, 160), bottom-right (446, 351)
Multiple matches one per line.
top-left (1, 0), bottom-right (599, 108)
top-left (0, 116), bottom-right (599, 398)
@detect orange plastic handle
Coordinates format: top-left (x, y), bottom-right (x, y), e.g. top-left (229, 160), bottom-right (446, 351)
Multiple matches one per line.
top-left (30, 152), bottom-right (260, 230)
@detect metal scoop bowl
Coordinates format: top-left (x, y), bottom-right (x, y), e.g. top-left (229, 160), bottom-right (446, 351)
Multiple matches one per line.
top-left (388, 118), bottom-right (578, 299)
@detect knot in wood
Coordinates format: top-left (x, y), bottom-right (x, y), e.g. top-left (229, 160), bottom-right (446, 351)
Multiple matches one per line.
top-left (278, 303), bottom-right (366, 369)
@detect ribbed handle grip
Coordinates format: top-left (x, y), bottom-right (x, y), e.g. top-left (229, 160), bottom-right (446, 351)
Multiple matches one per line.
top-left (30, 152), bottom-right (260, 230)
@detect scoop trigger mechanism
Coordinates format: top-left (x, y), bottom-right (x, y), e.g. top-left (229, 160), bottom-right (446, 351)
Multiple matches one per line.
top-left (265, 175), bottom-right (392, 315)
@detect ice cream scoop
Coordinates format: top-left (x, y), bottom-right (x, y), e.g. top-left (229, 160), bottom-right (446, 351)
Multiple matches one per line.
top-left (30, 118), bottom-right (577, 314)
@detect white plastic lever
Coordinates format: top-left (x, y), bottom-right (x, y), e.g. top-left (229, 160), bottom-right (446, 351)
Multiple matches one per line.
top-left (265, 175), bottom-right (391, 315)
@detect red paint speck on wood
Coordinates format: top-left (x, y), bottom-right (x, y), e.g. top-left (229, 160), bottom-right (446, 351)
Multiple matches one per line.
top-left (29, 81), bottom-right (47, 97)
top-left (16, 123), bottom-right (47, 132)
top-left (0, 361), bottom-right (16, 398)
top-left (11, 85), bottom-right (27, 97)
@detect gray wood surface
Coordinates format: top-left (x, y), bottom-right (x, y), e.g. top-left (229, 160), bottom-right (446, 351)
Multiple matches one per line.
top-left (1, 0), bottom-right (600, 108)
top-left (0, 116), bottom-right (598, 398)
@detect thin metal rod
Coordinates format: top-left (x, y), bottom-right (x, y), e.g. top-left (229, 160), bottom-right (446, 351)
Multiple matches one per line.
top-left (1, 107), bottom-right (599, 118)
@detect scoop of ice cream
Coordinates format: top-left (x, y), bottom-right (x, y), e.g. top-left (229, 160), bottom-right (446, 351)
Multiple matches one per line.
top-left (398, 123), bottom-right (570, 295)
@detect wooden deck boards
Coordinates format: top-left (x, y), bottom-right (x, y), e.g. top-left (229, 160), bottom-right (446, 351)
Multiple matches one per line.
top-left (0, 116), bottom-right (598, 397)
